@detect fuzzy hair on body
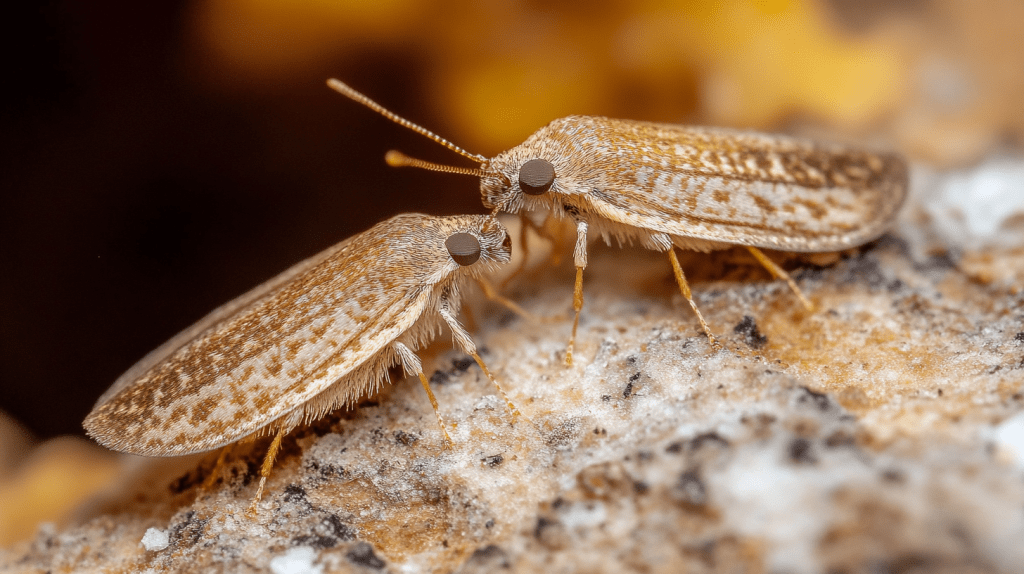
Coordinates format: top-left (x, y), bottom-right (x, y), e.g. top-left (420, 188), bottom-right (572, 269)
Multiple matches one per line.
top-left (84, 213), bottom-right (511, 456)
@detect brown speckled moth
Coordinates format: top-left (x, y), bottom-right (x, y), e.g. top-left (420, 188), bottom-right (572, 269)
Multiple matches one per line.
top-left (327, 79), bottom-right (908, 364)
top-left (84, 213), bottom-right (516, 512)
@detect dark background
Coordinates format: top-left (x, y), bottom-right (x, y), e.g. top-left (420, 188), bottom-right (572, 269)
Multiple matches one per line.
top-left (6, 1), bottom-right (1021, 441)
top-left (1, 2), bottom-right (481, 438)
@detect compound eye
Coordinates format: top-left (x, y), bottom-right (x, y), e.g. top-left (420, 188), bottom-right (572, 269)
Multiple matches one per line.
top-left (519, 158), bottom-right (555, 195)
top-left (446, 232), bottom-right (481, 266)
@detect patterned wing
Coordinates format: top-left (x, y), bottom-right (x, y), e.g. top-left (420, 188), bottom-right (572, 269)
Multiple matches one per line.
top-left (544, 117), bottom-right (907, 252)
top-left (85, 215), bottom-right (439, 456)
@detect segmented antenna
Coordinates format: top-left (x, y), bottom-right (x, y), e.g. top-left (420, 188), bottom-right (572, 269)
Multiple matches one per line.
top-left (385, 150), bottom-right (489, 178)
top-left (327, 79), bottom-right (488, 165)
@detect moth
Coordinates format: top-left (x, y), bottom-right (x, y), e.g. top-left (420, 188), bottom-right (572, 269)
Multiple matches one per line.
top-left (327, 79), bottom-right (908, 363)
top-left (84, 213), bottom-right (516, 511)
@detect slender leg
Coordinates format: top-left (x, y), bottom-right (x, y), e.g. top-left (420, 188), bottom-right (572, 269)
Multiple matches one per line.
top-left (500, 213), bottom-right (565, 289)
top-left (667, 248), bottom-right (722, 350)
top-left (395, 342), bottom-right (453, 448)
top-left (565, 220), bottom-right (589, 366)
top-left (499, 214), bottom-right (534, 290)
top-left (469, 350), bottom-right (521, 420)
top-left (438, 297), bottom-right (521, 420)
top-left (417, 372), bottom-right (454, 448)
top-left (566, 267), bottom-right (584, 366)
top-left (247, 427), bottom-right (286, 515)
top-left (745, 246), bottom-right (814, 311)
top-left (532, 214), bottom-right (566, 267)
top-left (202, 443), bottom-right (234, 490)
top-left (476, 277), bottom-right (537, 322)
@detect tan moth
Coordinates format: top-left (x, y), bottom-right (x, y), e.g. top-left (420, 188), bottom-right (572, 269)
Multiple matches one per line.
top-left (327, 79), bottom-right (908, 363)
top-left (84, 213), bottom-right (517, 511)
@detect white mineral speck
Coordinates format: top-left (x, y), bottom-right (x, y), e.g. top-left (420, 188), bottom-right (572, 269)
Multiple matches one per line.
top-left (140, 528), bottom-right (169, 551)
top-left (924, 157), bottom-right (1024, 244)
top-left (560, 501), bottom-right (607, 530)
top-left (994, 412), bottom-right (1024, 470)
top-left (269, 546), bottom-right (322, 574)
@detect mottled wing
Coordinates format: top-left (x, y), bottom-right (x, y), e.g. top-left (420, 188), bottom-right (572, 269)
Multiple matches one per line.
top-left (85, 220), bottom-right (434, 456)
top-left (563, 117), bottom-right (907, 252)
top-left (93, 238), bottom-right (356, 408)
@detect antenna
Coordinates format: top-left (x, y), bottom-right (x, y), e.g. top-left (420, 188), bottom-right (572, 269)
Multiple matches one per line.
top-left (326, 79), bottom-right (488, 165)
top-left (385, 150), bottom-right (489, 178)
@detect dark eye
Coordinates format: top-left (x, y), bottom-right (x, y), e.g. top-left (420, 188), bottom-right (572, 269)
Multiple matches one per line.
top-left (445, 232), bottom-right (481, 266)
top-left (519, 158), bottom-right (555, 195)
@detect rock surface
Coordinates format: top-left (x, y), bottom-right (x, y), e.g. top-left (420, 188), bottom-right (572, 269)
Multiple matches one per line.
top-left (3, 158), bottom-right (1024, 573)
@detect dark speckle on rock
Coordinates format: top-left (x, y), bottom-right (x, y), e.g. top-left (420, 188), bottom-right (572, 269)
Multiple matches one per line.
top-left (734, 316), bottom-right (767, 348)
top-left (789, 438), bottom-right (816, 464)
top-left (482, 454), bottom-right (504, 467)
top-left (674, 470), bottom-right (708, 507)
top-left (691, 431), bottom-right (730, 450)
top-left (797, 386), bottom-right (832, 411)
top-left (292, 532), bottom-right (335, 550)
top-left (880, 469), bottom-right (906, 484)
top-left (452, 357), bottom-right (474, 372)
top-left (393, 430), bottom-right (419, 446)
top-left (923, 252), bottom-right (957, 270)
top-left (824, 430), bottom-right (856, 449)
top-left (323, 514), bottom-right (356, 541)
top-left (346, 542), bottom-right (386, 570)
top-left (625, 372), bottom-right (640, 398)
top-left (282, 484), bottom-right (307, 504)
top-left (169, 511), bottom-right (207, 548)
top-left (534, 516), bottom-right (555, 540)
top-left (459, 544), bottom-right (511, 572)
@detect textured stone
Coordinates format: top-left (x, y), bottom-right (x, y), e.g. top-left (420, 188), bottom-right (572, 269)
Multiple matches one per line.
top-left (3, 158), bottom-right (1024, 573)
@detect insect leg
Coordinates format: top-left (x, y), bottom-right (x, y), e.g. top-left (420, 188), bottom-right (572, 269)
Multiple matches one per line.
top-left (247, 427), bottom-right (287, 515)
top-left (498, 214), bottom-right (534, 290)
top-left (667, 248), bottom-right (722, 350)
top-left (476, 277), bottom-right (537, 321)
top-left (438, 297), bottom-right (521, 420)
top-left (201, 443), bottom-right (235, 490)
top-left (499, 213), bottom-right (564, 289)
top-left (565, 220), bottom-right (589, 366)
top-left (744, 246), bottom-right (814, 311)
top-left (394, 341), bottom-right (453, 448)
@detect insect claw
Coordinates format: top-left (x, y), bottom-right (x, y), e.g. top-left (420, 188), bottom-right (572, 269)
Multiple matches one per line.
top-left (246, 482), bottom-right (265, 517)
top-left (708, 335), bottom-right (723, 352)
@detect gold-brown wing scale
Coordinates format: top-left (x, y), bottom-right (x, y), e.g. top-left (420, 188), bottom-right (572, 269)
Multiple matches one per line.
top-left (484, 116), bottom-right (907, 252)
top-left (84, 214), bottom-right (510, 456)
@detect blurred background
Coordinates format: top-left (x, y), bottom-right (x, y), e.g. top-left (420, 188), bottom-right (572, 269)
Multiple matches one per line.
top-left (2, 0), bottom-right (1023, 544)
